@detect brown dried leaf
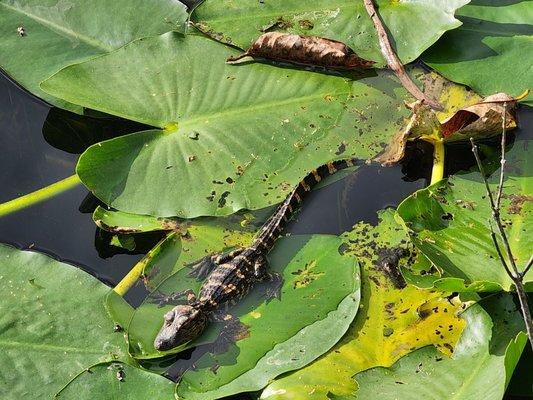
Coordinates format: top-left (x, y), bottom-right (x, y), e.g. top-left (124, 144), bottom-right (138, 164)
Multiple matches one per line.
top-left (374, 102), bottom-right (440, 166)
top-left (375, 93), bottom-right (518, 166)
top-left (227, 32), bottom-right (375, 70)
top-left (441, 93), bottom-right (517, 142)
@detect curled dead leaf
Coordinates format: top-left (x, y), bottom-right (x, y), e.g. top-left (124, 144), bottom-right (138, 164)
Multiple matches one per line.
top-left (227, 32), bottom-right (375, 70)
top-left (375, 93), bottom-right (519, 166)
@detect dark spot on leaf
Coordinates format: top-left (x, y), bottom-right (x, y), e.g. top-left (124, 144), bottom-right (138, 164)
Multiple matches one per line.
top-left (218, 191), bottom-right (231, 208)
top-left (506, 194), bottom-right (533, 214)
top-left (375, 247), bottom-right (407, 289)
top-left (335, 141), bottom-right (347, 155)
top-left (226, 177), bottom-right (234, 184)
top-left (383, 327), bottom-right (394, 337)
top-left (299, 19), bottom-right (314, 30)
top-left (441, 212), bottom-right (453, 221)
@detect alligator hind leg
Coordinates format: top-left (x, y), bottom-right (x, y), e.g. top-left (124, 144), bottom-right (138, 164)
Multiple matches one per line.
top-left (187, 248), bottom-right (245, 280)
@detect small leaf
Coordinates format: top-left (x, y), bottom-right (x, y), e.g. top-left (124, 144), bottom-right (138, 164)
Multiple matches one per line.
top-left (93, 206), bottom-right (184, 234)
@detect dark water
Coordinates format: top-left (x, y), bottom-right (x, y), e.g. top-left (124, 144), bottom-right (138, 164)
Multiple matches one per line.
top-left (0, 72), bottom-right (531, 397)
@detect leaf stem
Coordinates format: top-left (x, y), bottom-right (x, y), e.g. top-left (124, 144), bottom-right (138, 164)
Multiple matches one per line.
top-left (430, 139), bottom-right (445, 185)
top-left (470, 103), bottom-right (533, 350)
top-left (362, 0), bottom-right (442, 110)
top-left (113, 232), bottom-right (177, 296)
top-left (0, 174), bottom-right (81, 218)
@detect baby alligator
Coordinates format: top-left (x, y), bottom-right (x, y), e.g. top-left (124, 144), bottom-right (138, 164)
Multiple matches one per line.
top-left (154, 158), bottom-right (360, 351)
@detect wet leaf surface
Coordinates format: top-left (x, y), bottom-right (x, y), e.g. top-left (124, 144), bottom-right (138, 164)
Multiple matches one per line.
top-left (355, 294), bottom-right (527, 400)
top-left (423, 0), bottom-right (533, 106)
top-left (193, 0), bottom-right (469, 65)
top-left (0, 244), bottom-right (129, 398)
top-left (0, 0), bottom-right (188, 112)
top-left (397, 142), bottom-right (532, 291)
top-left (261, 210), bottom-right (468, 399)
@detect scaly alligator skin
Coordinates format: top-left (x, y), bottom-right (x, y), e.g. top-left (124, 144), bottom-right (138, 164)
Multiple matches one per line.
top-left (154, 158), bottom-right (360, 351)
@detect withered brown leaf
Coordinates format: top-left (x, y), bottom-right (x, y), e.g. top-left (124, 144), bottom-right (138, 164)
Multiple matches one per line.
top-left (375, 93), bottom-right (518, 166)
top-left (227, 32), bottom-right (375, 70)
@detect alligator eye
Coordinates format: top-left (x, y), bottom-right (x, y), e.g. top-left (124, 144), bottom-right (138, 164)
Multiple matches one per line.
top-left (164, 311), bottom-right (174, 323)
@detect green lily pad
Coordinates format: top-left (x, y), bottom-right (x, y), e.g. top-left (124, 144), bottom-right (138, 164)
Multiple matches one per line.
top-left (423, 1), bottom-right (533, 106)
top-left (55, 362), bottom-right (176, 399)
top-left (117, 221), bottom-right (359, 398)
top-left (0, 0), bottom-right (188, 112)
top-left (192, 0), bottom-right (469, 65)
top-left (261, 210), bottom-right (469, 399)
top-left (0, 244), bottom-right (129, 398)
top-left (396, 142), bottom-right (532, 291)
top-left (355, 294), bottom-right (527, 400)
top-left (41, 32), bottom-right (424, 217)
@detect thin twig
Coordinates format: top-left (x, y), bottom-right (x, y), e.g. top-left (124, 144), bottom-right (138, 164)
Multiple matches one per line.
top-left (495, 102), bottom-right (507, 210)
top-left (489, 224), bottom-right (514, 278)
top-left (522, 255), bottom-right (533, 278)
top-left (362, 0), bottom-right (442, 110)
top-left (470, 129), bottom-right (533, 351)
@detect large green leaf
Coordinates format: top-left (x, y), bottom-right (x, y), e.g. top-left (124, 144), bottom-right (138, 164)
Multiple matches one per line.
top-left (0, 244), bottom-right (129, 398)
top-left (354, 294), bottom-right (527, 400)
top-left (192, 0), bottom-right (469, 65)
top-left (0, 0), bottom-right (188, 111)
top-left (41, 32), bottom-right (424, 217)
top-left (396, 142), bottom-right (532, 291)
top-left (261, 210), bottom-right (469, 399)
top-left (55, 362), bottom-right (175, 399)
top-left (423, 0), bottom-right (533, 106)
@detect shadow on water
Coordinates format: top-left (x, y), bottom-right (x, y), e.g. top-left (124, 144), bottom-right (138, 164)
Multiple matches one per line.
top-left (1, 71), bottom-right (531, 397)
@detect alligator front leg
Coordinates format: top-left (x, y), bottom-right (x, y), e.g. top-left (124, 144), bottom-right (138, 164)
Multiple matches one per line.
top-left (253, 255), bottom-right (283, 302)
top-left (188, 248), bottom-right (245, 280)
top-left (151, 288), bottom-right (197, 307)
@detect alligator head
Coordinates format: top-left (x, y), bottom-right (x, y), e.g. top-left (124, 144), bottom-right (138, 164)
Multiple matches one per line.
top-left (154, 304), bottom-right (208, 351)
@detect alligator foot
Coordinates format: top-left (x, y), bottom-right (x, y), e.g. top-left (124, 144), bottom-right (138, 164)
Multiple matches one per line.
top-left (151, 289), bottom-right (196, 307)
top-left (264, 272), bottom-right (283, 302)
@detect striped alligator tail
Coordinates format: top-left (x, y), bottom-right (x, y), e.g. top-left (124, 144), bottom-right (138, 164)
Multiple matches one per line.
top-left (252, 158), bottom-right (361, 252)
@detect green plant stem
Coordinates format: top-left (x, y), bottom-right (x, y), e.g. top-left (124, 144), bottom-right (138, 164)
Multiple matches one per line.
top-left (430, 139), bottom-right (445, 185)
top-left (113, 231), bottom-right (177, 296)
top-left (0, 174), bottom-right (81, 217)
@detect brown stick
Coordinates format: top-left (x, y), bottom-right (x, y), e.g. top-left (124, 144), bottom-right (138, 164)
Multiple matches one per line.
top-left (362, 0), bottom-right (442, 110)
